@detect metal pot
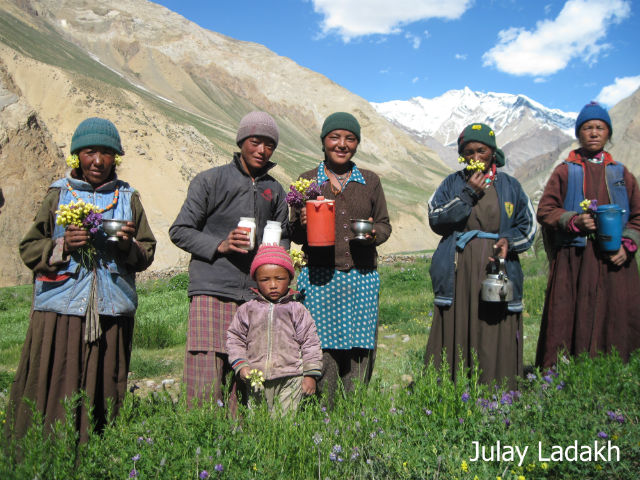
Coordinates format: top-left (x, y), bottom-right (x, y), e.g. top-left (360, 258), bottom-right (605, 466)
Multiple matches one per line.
top-left (481, 258), bottom-right (514, 302)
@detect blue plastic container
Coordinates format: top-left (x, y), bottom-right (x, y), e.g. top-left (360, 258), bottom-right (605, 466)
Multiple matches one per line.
top-left (595, 204), bottom-right (624, 252)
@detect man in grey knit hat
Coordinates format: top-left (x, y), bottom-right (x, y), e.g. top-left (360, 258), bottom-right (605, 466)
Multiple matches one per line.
top-left (170, 111), bottom-right (290, 410)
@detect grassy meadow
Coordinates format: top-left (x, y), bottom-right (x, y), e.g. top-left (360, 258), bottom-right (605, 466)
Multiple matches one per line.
top-left (1, 253), bottom-right (639, 479)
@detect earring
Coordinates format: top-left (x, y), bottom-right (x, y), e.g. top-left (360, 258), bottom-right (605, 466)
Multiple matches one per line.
top-left (65, 154), bottom-right (79, 169)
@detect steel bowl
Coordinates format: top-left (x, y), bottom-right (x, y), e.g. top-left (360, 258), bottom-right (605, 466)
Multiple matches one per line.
top-left (350, 218), bottom-right (373, 240)
top-left (102, 219), bottom-right (128, 241)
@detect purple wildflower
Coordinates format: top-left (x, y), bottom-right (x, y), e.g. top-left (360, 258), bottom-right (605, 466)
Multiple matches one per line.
top-left (199, 471), bottom-right (209, 479)
top-left (132, 454), bottom-right (141, 462)
top-left (459, 418), bottom-right (464, 424)
top-left (214, 464), bottom-right (224, 472)
top-left (83, 211), bottom-right (103, 234)
top-left (589, 199), bottom-right (598, 212)
top-left (424, 409), bottom-right (432, 416)
top-left (461, 392), bottom-right (470, 403)
top-left (323, 417), bottom-right (330, 424)
top-left (129, 469), bottom-right (138, 478)
top-left (312, 433), bottom-right (322, 445)
top-left (526, 373), bottom-right (537, 381)
top-left (306, 181), bottom-right (321, 200)
top-left (285, 187), bottom-right (304, 208)
top-left (370, 431), bottom-right (377, 439)
top-left (337, 456), bottom-right (344, 462)
top-left (500, 392), bottom-right (513, 405)
top-left (390, 407), bottom-right (397, 414)
top-left (216, 399), bottom-right (224, 407)
top-left (137, 436), bottom-right (144, 444)
top-left (598, 431), bottom-right (608, 439)
top-left (543, 375), bottom-right (553, 384)
top-left (617, 414), bottom-right (625, 424)
top-left (329, 452), bottom-right (337, 461)
top-left (332, 444), bottom-right (342, 454)
top-left (504, 418), bottom-right (511, 427)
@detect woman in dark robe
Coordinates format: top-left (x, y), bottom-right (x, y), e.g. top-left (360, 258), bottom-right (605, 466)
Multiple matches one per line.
top-left (425, 123), bottom-right (536, 389)
top-left (536, 102), bottom-right (640, 367)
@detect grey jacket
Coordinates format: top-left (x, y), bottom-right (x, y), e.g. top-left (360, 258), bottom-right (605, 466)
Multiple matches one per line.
top-left (169, 153), bottom-right (290, 301)
top-left (226, 290), bottom-right (322, 380)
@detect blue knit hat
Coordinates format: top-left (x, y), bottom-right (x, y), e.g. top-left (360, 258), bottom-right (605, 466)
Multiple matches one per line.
top-left (320, 112), bottom-right (361, 142)
top-left (70, 117), bottom-right (124, 155)
top-left (575, 102), bottom-right (612, 138)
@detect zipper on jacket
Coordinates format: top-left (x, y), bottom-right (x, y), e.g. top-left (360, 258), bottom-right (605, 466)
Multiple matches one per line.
top-left (265, 302), bottom-right (274, 378)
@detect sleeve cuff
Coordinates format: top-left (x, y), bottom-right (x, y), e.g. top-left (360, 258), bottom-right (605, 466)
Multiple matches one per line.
top-left (230, 358), bottom-right (247, 375)
top-left (49, 237), bottom-right (70, 266)
top-left (560, 211), bottom-right (579, 231)
top-left (622, 228), bottom-right (640, 251)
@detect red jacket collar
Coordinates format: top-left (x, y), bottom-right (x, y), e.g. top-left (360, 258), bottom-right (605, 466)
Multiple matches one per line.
top-left (566, 149), bottom-right (616, 166)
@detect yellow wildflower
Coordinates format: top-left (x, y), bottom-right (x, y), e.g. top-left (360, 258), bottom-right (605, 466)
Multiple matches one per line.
top-left (461, 460), bottom-right (468, 472)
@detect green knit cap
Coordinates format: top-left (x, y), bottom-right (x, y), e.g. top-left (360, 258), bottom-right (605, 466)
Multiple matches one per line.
top-left (457, 123), bottom-right (505, 167)
top-left (320, 112), bottom-right (361, 142)
top-left (70, 117), bottom-right (124, 155)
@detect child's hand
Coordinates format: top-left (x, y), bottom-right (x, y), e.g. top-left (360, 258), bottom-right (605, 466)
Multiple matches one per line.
top-left (302, 376), bottom-right (316, 395)
top-left (239, 366), bottom-right (250, 380)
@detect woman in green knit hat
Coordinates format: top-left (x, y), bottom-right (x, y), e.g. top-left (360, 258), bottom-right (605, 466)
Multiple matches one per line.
top-left (424, 123), bottom-right (536, 388)
top-left (5, 117), bottom-right (156, 445)
top-left (289, 112), bottom-right (392, 407)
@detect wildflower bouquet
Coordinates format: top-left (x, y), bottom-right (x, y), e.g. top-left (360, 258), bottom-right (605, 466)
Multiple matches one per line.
top-left (55, 199), bottom-right (103, 268)
top-left (458, 156), bottom-right (485, 172)
top-left (285, 178), bottom-right (321, 208)
top-left (289, 249), bottom-right (306, 270)
top-left (247, 369), bottom-right (265, 393)
top-left (580, 198), bottom-right (598, 214)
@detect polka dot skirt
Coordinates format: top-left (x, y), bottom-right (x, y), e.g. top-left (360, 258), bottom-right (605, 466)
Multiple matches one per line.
top-left (297, 267), bottom-right (380, 349)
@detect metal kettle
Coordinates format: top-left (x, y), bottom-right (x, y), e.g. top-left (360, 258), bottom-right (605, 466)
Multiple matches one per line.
top-left (481, 258), bottom-right (514, 302)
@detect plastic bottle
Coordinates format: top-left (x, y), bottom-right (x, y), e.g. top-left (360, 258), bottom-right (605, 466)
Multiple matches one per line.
top-left (237, 217), bottom-right (256, 250)
top-left (262, 220), bottom-right (282, 245)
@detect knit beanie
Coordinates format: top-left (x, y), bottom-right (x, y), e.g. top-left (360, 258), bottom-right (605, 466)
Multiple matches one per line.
top-left (70, 117), bottom-right (124, 155)
top-left (457, 123), bottom-right (505, 168)
top-left (575, 101), bottom-right (612, 138)
top-left (320, 112), bottom-right (361, 142)
top-left (250, 244), bottom-right (295, 280)
top-left (236, 111), bottom-right (279, 147)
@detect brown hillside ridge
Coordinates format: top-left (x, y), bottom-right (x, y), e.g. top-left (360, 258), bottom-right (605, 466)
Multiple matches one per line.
top-left (0, 0), bottom-right (451, 286)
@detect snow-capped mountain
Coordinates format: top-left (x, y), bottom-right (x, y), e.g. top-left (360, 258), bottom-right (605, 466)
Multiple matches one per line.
top-left (371, 87), bottom-right (578, 174)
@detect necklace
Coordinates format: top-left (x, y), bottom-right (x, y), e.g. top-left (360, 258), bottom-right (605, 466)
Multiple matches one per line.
top-left (66, 182), bottom-right (119, 213)
top-left (326, 165), bottom-right (352, 192)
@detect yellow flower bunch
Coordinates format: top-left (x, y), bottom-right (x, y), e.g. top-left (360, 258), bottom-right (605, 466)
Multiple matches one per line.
top-left (458, 156), bottom-right (485, 172)
top-left (66, 154), bottom-right (80, 169)
top-left (460, 460), bottom-right (469, 472)
top-left (247, 369), bottom-right (265, 392)
top-left (289, 249), bottom-right (306, 269)
top-left (580, 199), bottom-right (590, 211)
top-left (292, 178), bottom-right (314, 194)
top-left (55, 199), bottom-right (98, 227)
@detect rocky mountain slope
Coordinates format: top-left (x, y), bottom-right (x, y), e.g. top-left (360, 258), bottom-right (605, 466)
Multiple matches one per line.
top-left (0, 0), bottom-right (449, 286)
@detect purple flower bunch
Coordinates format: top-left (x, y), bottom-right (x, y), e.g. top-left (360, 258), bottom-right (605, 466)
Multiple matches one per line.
top-left (83, 211), bottom-right (103, 234)
top-left (285, 179), bottom-right (321, 208)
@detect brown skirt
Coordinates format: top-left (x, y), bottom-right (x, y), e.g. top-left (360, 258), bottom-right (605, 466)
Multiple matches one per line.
top-left (5, 310), bottom-right (133, 443)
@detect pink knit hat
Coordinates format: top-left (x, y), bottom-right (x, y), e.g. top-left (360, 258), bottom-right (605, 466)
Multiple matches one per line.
top-left (250, 244), bottom-right (295, 279)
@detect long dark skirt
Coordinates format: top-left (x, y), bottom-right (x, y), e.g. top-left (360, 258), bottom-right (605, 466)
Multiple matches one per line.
top-left (5, 311), bottom-right (133, 444)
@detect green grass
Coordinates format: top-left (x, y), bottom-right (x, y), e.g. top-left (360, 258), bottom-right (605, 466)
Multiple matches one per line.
top-left (2, 255), bottom-right (640, 478)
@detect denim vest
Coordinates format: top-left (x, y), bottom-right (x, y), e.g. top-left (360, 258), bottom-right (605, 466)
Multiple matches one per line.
top-left (32, 177), bottom-right (138, 317)
top-left (558, 161), bottom-right (630, 247)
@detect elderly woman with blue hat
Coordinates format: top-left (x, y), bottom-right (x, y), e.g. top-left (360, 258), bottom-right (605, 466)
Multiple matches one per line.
top-left (425, 123), bottom-right (536, 389)
top-left (536, 102), bottom-right (640, 368)
top-left (6, 118), bottom-right (156, 443)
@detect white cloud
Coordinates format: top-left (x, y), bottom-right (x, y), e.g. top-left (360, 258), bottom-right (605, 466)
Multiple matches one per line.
top-left (405, 32), bottom-right (421, 49)
top-left (412, 77), bottom-right (419, 83)
top-left (482, 0), bottom-right (631, 76)
top-left (455, 53), bottom-right (467, 60)
top-left (311, 0), bottom-right (472, 41)
top-left (596, 75), bottom-right (640, 106)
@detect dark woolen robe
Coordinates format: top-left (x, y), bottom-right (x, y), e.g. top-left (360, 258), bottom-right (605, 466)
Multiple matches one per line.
top-left (536, 156), bottom-right (640, 367)
top-left (425, 186), bottom-right (523, 389)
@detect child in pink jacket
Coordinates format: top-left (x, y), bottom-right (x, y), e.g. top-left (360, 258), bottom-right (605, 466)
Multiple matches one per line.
top-left (226, 245), bottom-right (322, 413)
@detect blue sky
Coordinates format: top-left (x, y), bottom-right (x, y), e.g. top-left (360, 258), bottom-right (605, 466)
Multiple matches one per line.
top-left (153, 0), bottom-right (640, 113)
